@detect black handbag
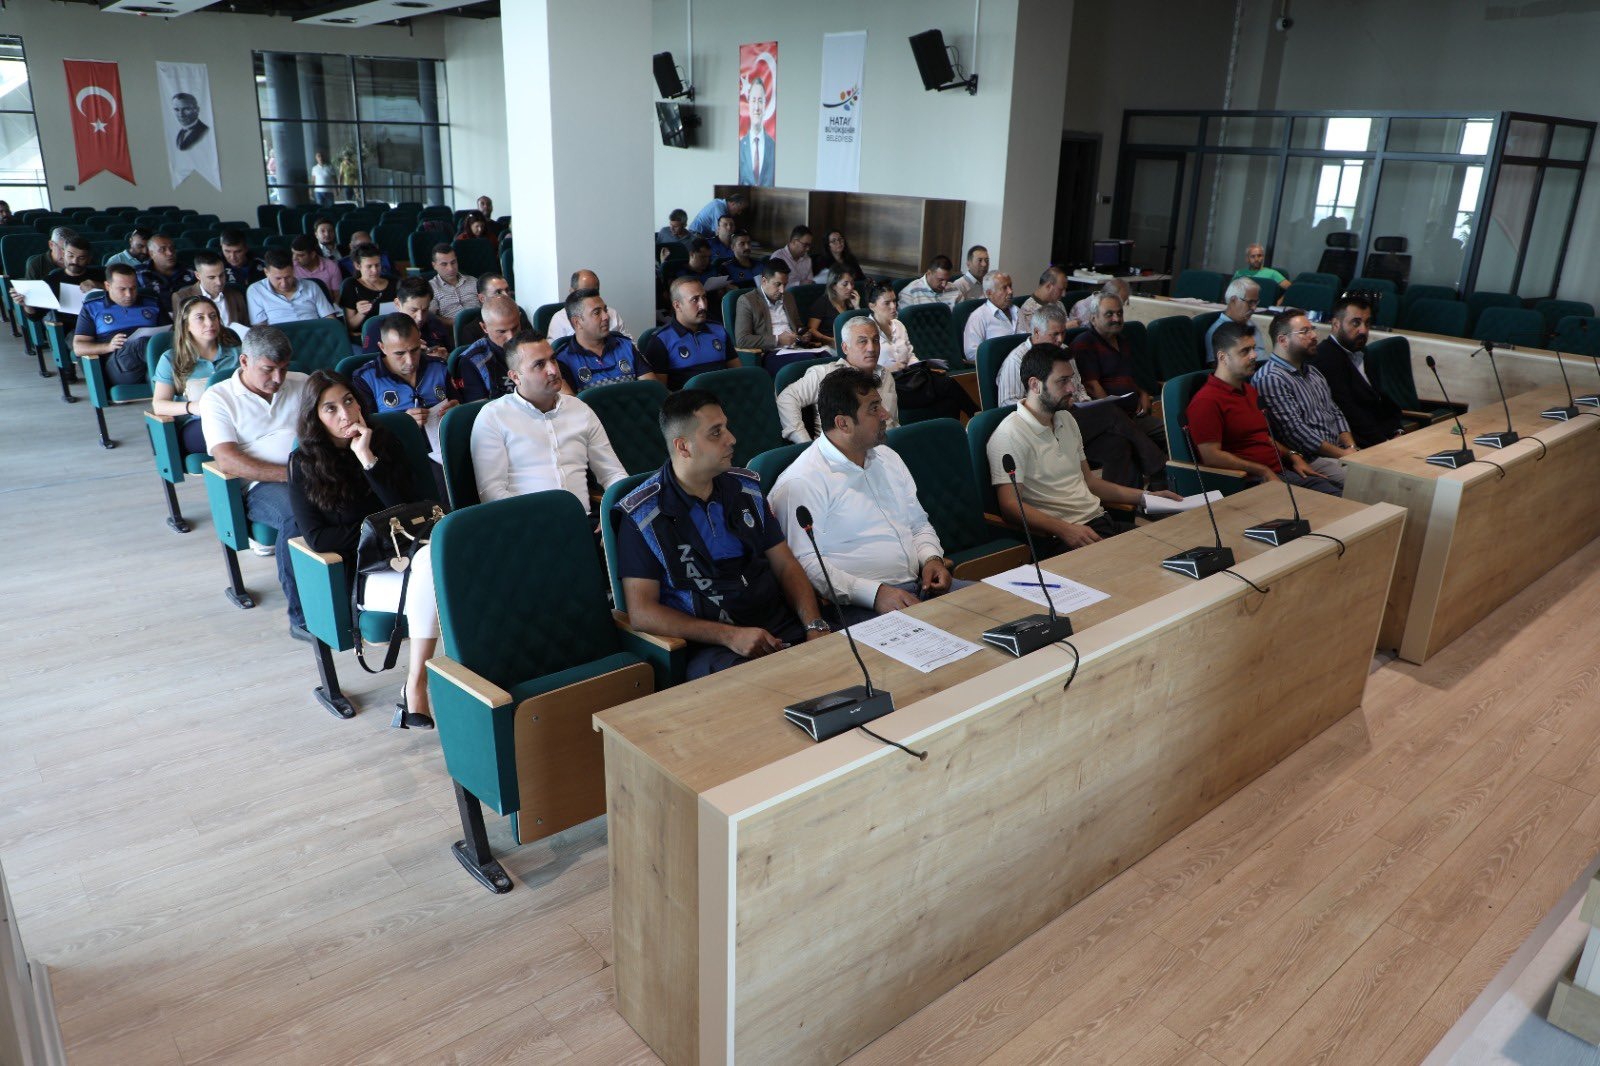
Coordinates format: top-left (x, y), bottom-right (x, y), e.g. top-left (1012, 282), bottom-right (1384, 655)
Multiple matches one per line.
top-left (351, 501), bottom-right (445, 673)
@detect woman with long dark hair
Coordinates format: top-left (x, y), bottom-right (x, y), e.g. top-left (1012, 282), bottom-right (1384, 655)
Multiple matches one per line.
top-left (288, 370), bottom-right (439, 728)
top-left (814, 229), bottom-right (867, 289)
top-left (804, 271), bottom-right (861, 348)
top-left (455, 211), bottom-right (498, 247)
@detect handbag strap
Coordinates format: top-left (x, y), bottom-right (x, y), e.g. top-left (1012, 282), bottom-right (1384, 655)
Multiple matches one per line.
top-left (352, 561), bottom-right (412, 675)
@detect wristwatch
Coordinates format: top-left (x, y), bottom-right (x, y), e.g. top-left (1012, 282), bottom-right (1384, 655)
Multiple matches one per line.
top-left (804, 618), bottom-right (831, 635)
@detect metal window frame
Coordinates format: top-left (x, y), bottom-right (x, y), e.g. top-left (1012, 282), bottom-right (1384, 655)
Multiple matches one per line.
top-left (0, 35), bottom-right (52, 208)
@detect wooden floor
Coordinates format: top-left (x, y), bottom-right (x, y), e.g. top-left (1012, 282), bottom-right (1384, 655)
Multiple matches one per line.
top-left (5, 324), bottom-right (1600, 1066)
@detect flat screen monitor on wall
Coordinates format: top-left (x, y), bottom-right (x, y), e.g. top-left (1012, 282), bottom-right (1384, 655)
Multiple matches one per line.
top-left (656, 102), bottom-right (699, 149)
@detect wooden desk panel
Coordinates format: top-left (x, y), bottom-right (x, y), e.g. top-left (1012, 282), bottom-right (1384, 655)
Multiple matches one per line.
top-left (1344, 387), bottom-right (1600, 662)
top-left (596, 485), bottom-right (1404, 1065)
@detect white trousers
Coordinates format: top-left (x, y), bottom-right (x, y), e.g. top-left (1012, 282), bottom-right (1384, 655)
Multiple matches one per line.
top-left (359, 542), bottom-right (439, 640)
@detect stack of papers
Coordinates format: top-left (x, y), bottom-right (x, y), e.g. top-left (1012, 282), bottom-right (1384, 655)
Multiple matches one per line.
top-left (1142, 490), bottom-right (1221, 515)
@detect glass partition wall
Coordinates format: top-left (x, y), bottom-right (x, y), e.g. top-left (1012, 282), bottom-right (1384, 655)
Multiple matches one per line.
top-left (1112, 110), bottom-right (1593, 299)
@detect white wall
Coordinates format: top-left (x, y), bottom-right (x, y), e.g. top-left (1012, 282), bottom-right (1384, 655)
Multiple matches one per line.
top-left (7, 5), bottom-right (445, 216)
top-left (444, 17), bottom-right (509, 212)
top-left (998, 0), bottom-right (1073, 278)
top-left (651, 0), bottom-right (1029, 266)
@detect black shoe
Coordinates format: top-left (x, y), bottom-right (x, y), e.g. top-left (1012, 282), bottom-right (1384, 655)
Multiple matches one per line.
top-left (289, 623), bottom-right (315, 644)
top-left (391, 704), bottom-right (435, 730)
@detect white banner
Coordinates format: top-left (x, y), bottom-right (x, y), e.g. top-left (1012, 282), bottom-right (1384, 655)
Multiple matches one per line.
top-left (816, 31), bottom-right (866, 192)
top-left (156, 61), bottom-right (221, 191)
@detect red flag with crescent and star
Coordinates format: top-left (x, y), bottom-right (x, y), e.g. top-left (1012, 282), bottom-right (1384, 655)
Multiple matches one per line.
top-left (63, 59), bottom-right (135, 184)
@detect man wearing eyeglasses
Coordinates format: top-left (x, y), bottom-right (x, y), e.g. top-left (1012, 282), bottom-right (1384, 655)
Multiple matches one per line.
top-left (1205, 277), bottom-right (1262, 366)
top-left (1254, 308), bottom-right (1353, 490)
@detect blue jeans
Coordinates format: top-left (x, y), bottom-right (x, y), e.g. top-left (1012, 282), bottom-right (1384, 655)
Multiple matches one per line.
top-left (244, 481), bottom-right (305, 628)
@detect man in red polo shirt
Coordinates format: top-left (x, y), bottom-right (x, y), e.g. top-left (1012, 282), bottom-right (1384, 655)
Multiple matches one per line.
top-left (1187, 320), bottom-right (1341, 495)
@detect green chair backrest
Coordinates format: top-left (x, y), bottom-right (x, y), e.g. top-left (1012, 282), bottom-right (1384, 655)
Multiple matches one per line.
top-left (370, 409), bottom-right (441, 505)
top-left (263, 234), bottom-right (294, 251)
top-left (452, 238), bottom-right (499, 279)
top-left (1292, 271), bottom-right (1341, 289)
top-left (636, 326), bottom-right (659, 354)
top-left (889, 276), bottom-right (917, 294)
top-left (374, 223), bottom-right (411, 267)
top-left (454, 306), bottom-right (483, 346)
top-left (1465, 290), bottom-right (1520, 333)
top-left (583, 379), bottom-right (670, 475)
top-left (433, 491), bottom-right (622, 688)
top-left (335, 216), bottom-right (370, 247)
top-left (681, 366), bottom-right (783, 468)
top-left (408, 229), bottom-right (441, 268)
top-left (499, 247), bottom-right (514, 290)
top-left (360, 315), bottom-right (386, 351)
top-left (1160, 371), bottom-right (1212, 464)
top-left (1536, 299), bottom-right (1594, 337)
top-left (886, 418), bottom-right (1002, 556)
top-left (1122, 320), bottom-right (1157, 395)
top-left (276, 317), bottom-right (349, 374)
top-left (1554, 316), bottom-right (1600, 358)
top-left (898, 302), bottom-right (958, 363)
top-left (1400, 285), bottom-right (1457, 319)
top-left (975, 333), bottom-right (1026, 410)
top-left (599, 471), bottom-right (654, 608)
top-left (964, 405), bottom-right (1015, 518)
top-left (1345, 276), bottom-right (1399, 327)
top-left (1145, 314), bottom-right (1202, 383)
top-left (832, 307), bottom-right (870, 346)
top-left (1472, 306), bottom-right (1545, 346)
top-left (1404, 298), bottom-right (1468, 337)
top-left (1281, 282), bottom-right (1335, 316)
top-left (0, 232), bottom-right (47, 277)
top-left (949, 297), bottom-right (987, 362)
top-left (1365, 336), bottom-right (1419, 409)
top-left (531, 301), bottom-right (563, 336)
top-left (789, 282), bottom-right (825, 320)
top-left (1173, 269), bottom-right (1228, 303)
top-left (335, 352), bottom-right (375, 379)
top-left (1191, 310), bottom-right (1223, 364)
top-left (772, 354), bottom-right (832, 395)
top-left (747, 441), bottom-right (808, 492)
top-left (144, 329), bottom-right (176, 381)
top-left (721, 287), bottom-right (753, 336)
top-left (438, 398), bottom-right (491, 510)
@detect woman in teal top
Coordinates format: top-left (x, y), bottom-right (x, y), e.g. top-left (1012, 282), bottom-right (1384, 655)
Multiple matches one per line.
top-left (150, 294), bottom-right (243, 456)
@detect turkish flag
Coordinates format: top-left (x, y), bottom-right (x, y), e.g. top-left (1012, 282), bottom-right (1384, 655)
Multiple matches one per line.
top-left (63, 60), bottom-right (135, 185)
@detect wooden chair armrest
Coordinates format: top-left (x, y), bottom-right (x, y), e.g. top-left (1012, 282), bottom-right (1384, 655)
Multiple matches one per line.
top-left (612, 610), bottom-right (687, 651)
top-left (427, 655), bottom-right (513, 709)
top-left (145, 410), bottom-right (174, 424)
top-left (1167, 459), bottom-right (1250, 480)
top-left (201, 460), bottom-right (239, 481)
top-left (288, 536), bottom-right (342, 568)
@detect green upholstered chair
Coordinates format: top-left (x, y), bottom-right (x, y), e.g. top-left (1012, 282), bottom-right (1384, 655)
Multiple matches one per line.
top-left (1145, 314), bottom-right (1203, 384)
top-left (287, 412), bottom-right (439, 720)
top-left (1554, 316), bottom-right (1600, 358)
top-left (1160, 371), bottom-right (1251, 498)
top-left (832, 307), bottom-right (870, 348)
top-left (79, 321), bottom-right (167, 448)
top-left (428, 490), bottom-right (673, 891)
top-left (1364, 335), bottom-right (1461, 426)
top-left (1191, 310), bottom-right (1223, 364)
top-left (1399, 285), bottom-right (1458, 326)
top-left (584, 379), bottom-right (670, 475)
top-left (898, 302), bottom-right (959, 366)
top-left (681, 366), bottom-right (784, 467)
top-left (1403, 298), bottom-right (1469, 337)
top-left (452, 238), bottom-right (499, 279)
top-left (40, 315), bottom-right (79, 402)
top-left (277, 317), bottom-right (350, 374)
top-left (407, 229), bottom-right (441, 271)
top-left (595, 473), bottom-right (692, 688)
top-left (439, 398), bottom-right (491, 510)
top-left (202, 459), bottom-right (282, 610)
top-left (262, 234), bottom-right (295, 252)
top-left (771, 355), bottom-right (832, 439)
top-left (1121, 320), bottom-right (1158, 397)
top-left (1536, 300), bottom-right (1594, 339)
top-left (1472, 306), bottom-right (1545, 347)
top-left (1345, 276), bottom-right (1399, 328)
top-left (531, 301), bottom-right (563, 336)
top-left (1465, 290), bottom-right (1520, 334)
top-left (721, 287), bottom-right (761, 364)
top-left (374, 223), bottom-right (412, 271)
top-left (949, 297), bottom-right (987, 364)
top-left (1, 233), bottom-right (49, 372)
top-left (747, 441), bottom-right (809, 492)
top-left (885, 418), bottom-right (1029, 580)
top-left (142, 330), bottom-right (220, 532)
top-left (1281, 282), bottom-right (1335, 317)
top-left (964, 405), bottom-right (1017, 526)
top-left (1291, 271), bottom-right (1342, 290)
top-left (788, 282), bottom-right (825, 323)
top-left (1172, 269), bottom-right (1228, 303)
top-left (499, 247), bottom-right (514, 290)
top-left (889, 276), bottom-right (917, 294)
top-left (453, 306), bottom-right (483, 348)
top-left (976, 333), bottom-right (1026, 410)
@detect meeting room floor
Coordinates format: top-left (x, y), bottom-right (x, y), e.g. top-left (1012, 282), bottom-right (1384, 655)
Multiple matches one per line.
top-left (5, 322), bottom-right (1600, 1064)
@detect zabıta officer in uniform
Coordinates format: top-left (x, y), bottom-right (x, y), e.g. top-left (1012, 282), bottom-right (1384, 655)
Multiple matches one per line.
top-left (639, 277), bottom-right (739, 390)
top-left (554, 286), bottom-right (646, 393)
top-left (73, 262), bottom-right (169, 387)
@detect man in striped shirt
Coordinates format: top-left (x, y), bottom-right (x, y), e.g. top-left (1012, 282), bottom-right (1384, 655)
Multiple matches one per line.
top-left (1254, 308), bottom-right (1354, 490)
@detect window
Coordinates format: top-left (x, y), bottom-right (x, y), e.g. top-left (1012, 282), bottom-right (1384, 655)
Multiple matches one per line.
top-left (0, 36), bottom-right (48, 212)
top-left (253, 51), bottom-right (449, 208)
top-left (1313, 119), bottom-right (1372, 227)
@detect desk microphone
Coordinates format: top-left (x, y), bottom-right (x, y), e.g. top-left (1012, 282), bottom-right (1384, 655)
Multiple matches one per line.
top-left (782, 505), bottom-right (895, 742)
top-left (1423, 355), bottom-right (1476, 468)
top-left (1574, 321), bottom-right (1599, 407)
top-left (981, 453), bottom-right (1074, 657)
top-left (1243, 395), bottom-right (1310, 546)
top-left (1161, 427), bottom-right (1235, 579)
top-left (1543, 346), bottom-right (1582, 421)
top-left (1469, 341), bottom-right (1519, 448)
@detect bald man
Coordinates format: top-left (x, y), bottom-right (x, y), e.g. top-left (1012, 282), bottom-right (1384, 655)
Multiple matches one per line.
top-left (456, 295), bottom-right (523, 402)
top-left (547, 269), bottom-right (629, 343)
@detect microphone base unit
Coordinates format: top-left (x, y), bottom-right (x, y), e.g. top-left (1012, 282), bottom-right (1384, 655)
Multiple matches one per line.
top-left (783, 685), bottom-right (895, 742)
top-left (1574, 393), bottom-right (1600, 408)
top-left (1243, 517), bottom-right (1310, 547)
top-left (1161, 545), bottom-right (1235, 580)
top-left (1542, 404), bottom-right (1581, 421)
top-left (1473, 430), bottom-right (1520, 449)
top-left (981, 614), bottom-right (1074, 658)
top-left (1426, 448), bottom-right (1476, 469)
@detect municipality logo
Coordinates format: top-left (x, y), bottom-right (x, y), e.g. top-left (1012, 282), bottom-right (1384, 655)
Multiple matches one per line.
top-left (823, 83), bottom-right (860, 112)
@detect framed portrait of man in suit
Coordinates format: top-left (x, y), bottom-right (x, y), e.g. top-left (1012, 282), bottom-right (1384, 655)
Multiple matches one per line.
top-left (157, 61), bottom-right (221, 191)
top-left (738, 42), bottom-right (777, 187)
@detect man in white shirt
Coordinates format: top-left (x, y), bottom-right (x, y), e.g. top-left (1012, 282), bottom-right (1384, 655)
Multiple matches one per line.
top-left (198, 326), bottom-right (312, 638)
top-left (961, 271), bottom-right (1021, 362)
top-left (310, 151), bottom-right (336, 206)
top-left (771, 365), bottom-right (961, 624)
top-left (468, 331), bottom-right (628, 523)
top-left (987, 343), bottom-right (1181, 552)
top-left (247, 250), bottom-right (340, 326)
top-left (776, 316), bottom-right (899, 443)
top-left (427, 244), bottom-right (479, 323)
top-left (770, 225), bottom-right (815, 290)
top-left (953, 244), bottom-right (990, 302)
top-left (546, 269), bottom-right (628, 343)
top-left (1203, 277), bottom-right (1262, 366)
top-left (997, 305), bottom-right (1082, 409)
top-left (897, 256), bottom-right (961, 309)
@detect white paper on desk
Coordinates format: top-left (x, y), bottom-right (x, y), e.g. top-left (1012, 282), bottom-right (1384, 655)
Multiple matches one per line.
top-left (1073, 391), bottom-right (1134, 410)
top-left (1142, 490), bottom-right (1221, 515)
top-left (774, 345), bottom-right (825, 358)
top-left (849, 611), bottom-right (982, 674)
top-left (11, 279), bottom-right (58, 310)
top-left (55, 285), bottom-right (86, 315)
top-left (983, 565), bottom-right (1110, 613)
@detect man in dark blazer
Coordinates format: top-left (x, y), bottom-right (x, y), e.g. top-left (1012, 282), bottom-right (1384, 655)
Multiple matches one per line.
top-left (737, 77), bottom-right (776, 187)
top-left (1310, 294), bottom-right (1405, 447)
top-left (173, 93), bottom-right (209, 150)
top-left (733, 259), bottom-right (816, 358)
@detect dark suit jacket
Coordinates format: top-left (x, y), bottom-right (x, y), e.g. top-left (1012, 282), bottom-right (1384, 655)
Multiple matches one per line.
top-left (734, 288), bottom-right (802, 352)
top-left (177, 122), bottom-right (209, 151)
top-left (172, 282), bottom-right (248, 328)
top-left (738, 132), bottom-right (776, 186)
top-left (1311, 337), bottom-right (1404, 447)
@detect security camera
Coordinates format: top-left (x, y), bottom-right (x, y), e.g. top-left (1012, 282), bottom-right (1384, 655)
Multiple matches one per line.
top-left (1275, 16), bottom-right (1294, 30)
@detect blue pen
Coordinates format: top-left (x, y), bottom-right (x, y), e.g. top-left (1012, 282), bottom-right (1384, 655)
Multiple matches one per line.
top-left (1011, 580), bottom-right (1061, 589)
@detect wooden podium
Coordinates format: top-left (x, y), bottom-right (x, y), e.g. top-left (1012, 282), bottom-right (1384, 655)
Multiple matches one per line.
top-left (595, 486), bottom-right (1405, 1065)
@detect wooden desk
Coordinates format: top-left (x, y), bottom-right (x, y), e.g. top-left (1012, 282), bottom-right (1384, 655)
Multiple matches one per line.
top-left (594, 485), bottom-right (1405, 1065)
top-left (1343, 386), bottom-right (1600, 663)
top-left (1068, 270), bottom-right (1172, 287)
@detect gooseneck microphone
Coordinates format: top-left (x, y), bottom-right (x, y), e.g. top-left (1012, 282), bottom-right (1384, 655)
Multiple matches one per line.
top-left (1542, 344), bottom-right (1581, 421)
top-left (980, 453), bottom-right (1074, 657)
top-left (782, 505), bottom-right (896, 742)
top-left (1575, 321), bottom-right (1599, 407)
top-left (1469, 341), bottom-right (1519, 448)
top-left (1423, 355), bottom-right (1476, 469)
top-left (1243, 394), bottom-right (1310, 546)
top-left (1161, 427), bottom-right (1235, 579)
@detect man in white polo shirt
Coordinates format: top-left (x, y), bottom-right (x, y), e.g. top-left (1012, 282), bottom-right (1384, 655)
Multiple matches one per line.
top-left (198, 325), bottom-right (313, 639)
top-left (246, 249), bottom-right (340, 327)
top-left (771, 365), bottom-right (964, 625)
top-left (468, 331), bottom-right (628, 524)
top-left (987, 343), bottom-right (1181, 552)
